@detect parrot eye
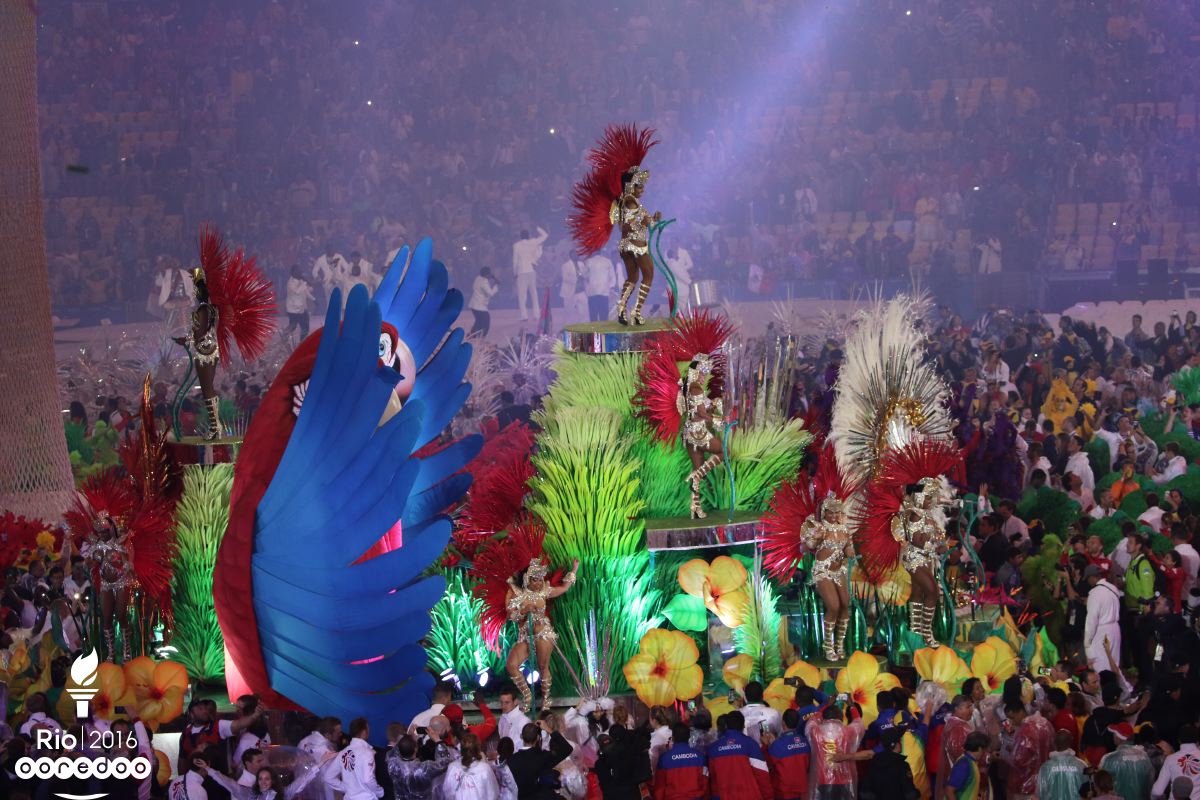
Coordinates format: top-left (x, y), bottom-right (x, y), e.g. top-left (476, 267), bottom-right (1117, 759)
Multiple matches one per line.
top-left (378, 333), bottom-right (395, 368)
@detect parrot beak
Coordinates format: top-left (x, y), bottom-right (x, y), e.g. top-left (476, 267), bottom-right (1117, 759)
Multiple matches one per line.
top-left (378, 390), bottom-right (403, 428)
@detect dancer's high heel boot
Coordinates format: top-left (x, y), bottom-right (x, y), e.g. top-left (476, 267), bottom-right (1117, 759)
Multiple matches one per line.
top-left (632, 283), bottom-right (651, 325)
top-left (822, 618), bottom-right (838, 662)
top-left (834, 618), bottom-right (849, 661)
top-left (616, 281), bottom-right (635, 326)
top-left (203, 395), bottom-right (222, 441)
top-left (509, 667), bottom-right (533, 713)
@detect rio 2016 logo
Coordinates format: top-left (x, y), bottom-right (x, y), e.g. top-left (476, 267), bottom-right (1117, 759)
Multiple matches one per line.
top-left (15, 649), bottom-right (153, 800)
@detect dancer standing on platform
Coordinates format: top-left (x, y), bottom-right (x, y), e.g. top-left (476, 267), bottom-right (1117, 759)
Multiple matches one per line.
top-left (504, 556), bottom-right (578, 711)
top-left (173, 226), bottom-right (276, 440)
top-left (569, 124), bottom-right (663, 326)
top-left (892, 477), bottom-right (953, 648)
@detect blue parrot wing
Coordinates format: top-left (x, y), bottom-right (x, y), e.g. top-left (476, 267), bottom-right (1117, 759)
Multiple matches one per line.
top-left (252, 239), bottom-right (476, 743)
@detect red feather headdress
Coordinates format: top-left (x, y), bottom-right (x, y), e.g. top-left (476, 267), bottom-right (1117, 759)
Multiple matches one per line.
top-left (197, 225), bottom-right (277, 364)
top-left (761, 446), bottom-right (848, 582)
top-left (634, 309), bottom-right (733, 442)
top-left (853, 438), bottom-right (963, 582)
top-left (567, 124), bottom-right (659, 256)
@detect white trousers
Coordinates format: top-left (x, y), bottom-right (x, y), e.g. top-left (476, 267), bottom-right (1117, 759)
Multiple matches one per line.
top-left (516, 272), bottom-right (538, 319)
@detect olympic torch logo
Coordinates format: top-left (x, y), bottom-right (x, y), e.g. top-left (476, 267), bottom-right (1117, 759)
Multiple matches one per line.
top-left (67, 649), bottom-right (100, 719)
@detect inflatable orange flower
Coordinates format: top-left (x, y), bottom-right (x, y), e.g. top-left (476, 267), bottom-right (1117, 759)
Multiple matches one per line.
top-left (970, 637), bottom-right (1017, 693)
top-left (153, 750), bottom-right (172, 787)
top-left (722, 654), bottom-right (754, 692)
top-left (914, 647), bottom-right (972, 696)
top-left (58, 662), bottom-right (131, 721)
top-left (678, 556), bottom-right (750, 627)
top-left (783, 659), bottom-right (827, 690)
top-left (834, 651), bottom-right (900, 725)
top-left (123, 657), bottom-right (188, 729)
top-left (623, 629), bottom-right (704, 707)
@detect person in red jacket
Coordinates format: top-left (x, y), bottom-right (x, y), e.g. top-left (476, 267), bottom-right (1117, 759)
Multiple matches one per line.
top-left (654, 723), bottom-right (709, 800)
top-left (707, 710), bottom-right (773, 800)
top-left (763, 709), bottom-right (809, 799)
top-left (443, 694), bottom-right (498, 743)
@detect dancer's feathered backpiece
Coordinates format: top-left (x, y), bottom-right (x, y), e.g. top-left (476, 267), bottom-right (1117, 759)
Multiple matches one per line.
top-left (855, 438), bottom-right (963, 581)
top-left (761, 446), bottom-right (849, 582)
top-left (634, 309), bottom-right (733, 442)
top-left (197, 226), bottom-right (277, 365)
top-left (829, 294), bottom-right (953, 491)
top-left (568, 124), bottom-right (659, 256)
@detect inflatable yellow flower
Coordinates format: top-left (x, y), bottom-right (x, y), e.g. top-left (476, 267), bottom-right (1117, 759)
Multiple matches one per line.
top-left (914, 647), bottom-right (972, 696)
top-left (783, 659), bottom-right (827, 690)
top-left (970, 637), bottom-right (1017, 693)
top-left (58, 662), bottom-right (131, 721)
top-left (122, 657), bottom-right (188, 729)
top-left (764, 678), bottom-right (796, 713)
top-left (678, 556), bottom-right (750, 627)
top-left (705, 694), bottom-right (735, 720)
top-left (722, 654), bottom-right (754, 692)
top-left (623, 629), bottom-right (704, 707)
top-left (835, 651), bottom-right (900, 725)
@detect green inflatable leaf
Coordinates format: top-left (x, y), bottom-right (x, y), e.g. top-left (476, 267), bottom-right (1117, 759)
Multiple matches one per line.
top-left (663, 593), bottom-right (709, 632)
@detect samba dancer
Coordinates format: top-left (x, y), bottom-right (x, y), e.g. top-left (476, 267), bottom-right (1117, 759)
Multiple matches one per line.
top-left (892, 477), bottom-right (951, 648)
top-left (505, 556), bottom-right (579, 711)
top-left (680, 353), bottom-right (724, 519)
top-left (801, 496), bottom-right (855, 660)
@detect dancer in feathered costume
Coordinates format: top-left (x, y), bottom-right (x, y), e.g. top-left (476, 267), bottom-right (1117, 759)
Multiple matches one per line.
top-left (635, 310), bottom-right (734, 519)
top-left (174, 226), bottom-right (276, 439)
top-left (569, 124), bottom-right (663, 325)
top-left (763, 449), bottom-right (854, 660)
top-left (830, 295), bottom-right (961, 648)
top-left (63, 470), bottom-right (175, 660)
top-left (471, 523), bottom-right (578, 712)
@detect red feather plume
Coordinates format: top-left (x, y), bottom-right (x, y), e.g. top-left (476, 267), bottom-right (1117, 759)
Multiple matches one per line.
top-left (470, 521), bottom-right (561, 651)
top-left (454, 422), bottom-right (538, 560)
top-left (761, 445), bottom-right (848, 582)
top-left (854, 438), bottom-right (963, 582)
top-left (119, 376), bottom-right (181, 505)
top-left (198, 225), bottom-right (277, 364)
top-left (567, 124), bottom-right (659, 256)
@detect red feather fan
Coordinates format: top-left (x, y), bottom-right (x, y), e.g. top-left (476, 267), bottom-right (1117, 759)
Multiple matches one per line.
top-left (854, 438), bottom-right (963, 582)
top-left (469, 521), bottom-right (565, 651)
top-left (761, 445), bottom-right (848, 582)
top-left (198, 225), bottom-right (277, 365)
top-left (633, 309), bottom-right (734, 443)
top-left (454, 422), bottom-right (538, 560)
top-left (567, 124), bottom-right (659, 256)
top-left (63, 469), bottom-right (178, 625)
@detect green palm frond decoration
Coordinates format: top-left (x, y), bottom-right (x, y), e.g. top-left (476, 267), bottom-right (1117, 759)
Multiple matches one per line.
top-left (426, 570), bottom-right (512, 683)
top-left (734, 565), bottom-right (783, 683)
top-left (701, 419), bottom-right (811, 512)
top-left (168, 464), bottom-right (233, 682)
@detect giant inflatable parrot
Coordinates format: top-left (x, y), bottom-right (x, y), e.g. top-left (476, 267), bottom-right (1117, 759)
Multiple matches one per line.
top-left (213, 239), bottom-right (479, 741)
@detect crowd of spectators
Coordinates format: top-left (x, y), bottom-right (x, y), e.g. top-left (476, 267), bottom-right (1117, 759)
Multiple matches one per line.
top-left (34, 0), bottom-right (1200, 320)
